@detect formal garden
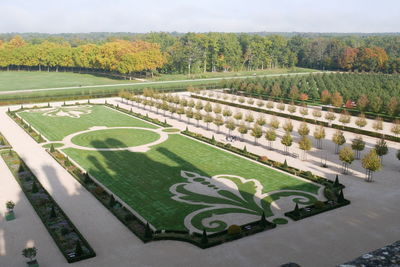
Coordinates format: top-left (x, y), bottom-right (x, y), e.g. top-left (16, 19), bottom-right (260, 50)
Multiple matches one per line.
top-left (6, 102), bottom-right (350, 248)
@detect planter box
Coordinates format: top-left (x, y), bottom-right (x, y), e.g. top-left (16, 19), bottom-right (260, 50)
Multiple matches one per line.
top-left (27, 259), bottom-right (39, 267)
top-left (5, 211), bottom-right (15, 221)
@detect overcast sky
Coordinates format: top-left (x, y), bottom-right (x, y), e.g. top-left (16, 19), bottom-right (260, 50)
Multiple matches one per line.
top-left (0, 0), bottom-right (399, 33)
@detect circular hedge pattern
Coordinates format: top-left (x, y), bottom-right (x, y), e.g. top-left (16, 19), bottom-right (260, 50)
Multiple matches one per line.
top-left (71, 128), bottom-right (160, 149)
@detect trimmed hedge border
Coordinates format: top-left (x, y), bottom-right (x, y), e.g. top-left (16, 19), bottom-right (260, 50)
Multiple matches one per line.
top-left (0, 150), bottom-right (96, 263)
top-left (8, 107), bottom-right (48, 143)
top-left (192, 94), bottom-right (400, 143)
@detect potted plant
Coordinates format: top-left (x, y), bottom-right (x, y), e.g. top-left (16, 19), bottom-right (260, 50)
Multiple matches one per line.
top-left (5, 201), bottom-right (15, 221)
top-left (22, 247), bottom-right (39, 267)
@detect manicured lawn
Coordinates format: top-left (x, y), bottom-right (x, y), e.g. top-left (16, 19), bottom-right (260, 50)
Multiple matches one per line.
top-left (0, 71), bottom-right (137, 91)
top-left (20, 104), bottom-right (322, 232)
top-left (63, 134), bottom-right (320, 231)
top-left (71, 128), bottom-right (160, 148)
top-left (18, 105), bottom-right (157, 141)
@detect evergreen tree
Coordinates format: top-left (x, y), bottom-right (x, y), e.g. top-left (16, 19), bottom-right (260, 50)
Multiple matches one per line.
top-left (32, 181), bottom-right (39, 193)
top-left (50, 205), bottom-right (57, 218)
top-left (201, 229), bottom-right (208, 244)
top-left (75, 240), bottom-right (83, 257)
top-left (145, 223), bottom-right (153, 238)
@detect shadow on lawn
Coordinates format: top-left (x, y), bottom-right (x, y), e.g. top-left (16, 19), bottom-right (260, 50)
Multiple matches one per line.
top-left (82, 137), bottom-right (318, 232)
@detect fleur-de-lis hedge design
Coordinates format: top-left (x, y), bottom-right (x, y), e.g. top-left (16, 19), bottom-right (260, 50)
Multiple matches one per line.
top-left (170, 171), bottom-right (318, 232)
top-left (28, 105), bottom-right (92, 118)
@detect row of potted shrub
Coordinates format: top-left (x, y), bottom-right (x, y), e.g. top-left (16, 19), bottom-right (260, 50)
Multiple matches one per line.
top-left (192, 94), bottom-right (400, 143)
top-left (0, 150), bottom-right (96, 263)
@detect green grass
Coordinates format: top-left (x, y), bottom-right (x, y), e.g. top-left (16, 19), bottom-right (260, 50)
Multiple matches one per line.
top-left (20, 104), bottom-right (322, 232)
top-left (43, 143), bottom-right (64, 149)
top-left (150, 67), bottom-right (318, 81)
top-left (0, 71), bottom-right (138, 91)
top-left (63, 134), bottom-right (320, 231)
top-left (18, 105), bottom-right (157, 141)
top-left (71, 128), bottom-right (160, 148)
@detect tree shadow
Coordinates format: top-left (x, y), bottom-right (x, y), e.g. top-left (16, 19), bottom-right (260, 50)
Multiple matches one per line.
top-left (63, 136), bottom-right (320, 233)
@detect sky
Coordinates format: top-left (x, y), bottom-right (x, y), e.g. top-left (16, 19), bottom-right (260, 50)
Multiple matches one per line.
top-left (0, 0), bottom-right (399, 33)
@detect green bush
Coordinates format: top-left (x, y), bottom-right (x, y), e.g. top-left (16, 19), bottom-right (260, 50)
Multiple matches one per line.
top-left (227, 225), bottom-right (241, 235)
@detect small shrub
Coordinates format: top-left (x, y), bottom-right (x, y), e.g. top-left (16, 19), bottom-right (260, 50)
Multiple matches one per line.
top-left (259, 156), bottom-right (268, 163)
top-left (227, 225), bottom-right (241, 235)
top-left (94, 186), bottom-right (104, 195)
top-left (60, 227), bottom-right (69, 236)
top-left (124, 214), bottom-right (135, 222)
top-left (314, 201), bottom-right (325, 209)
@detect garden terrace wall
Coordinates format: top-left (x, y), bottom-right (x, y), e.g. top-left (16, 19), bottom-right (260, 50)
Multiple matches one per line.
top-left (192, 94), bottom-right (400, 143)
top-left (0, 150), bottom-right (96, 263)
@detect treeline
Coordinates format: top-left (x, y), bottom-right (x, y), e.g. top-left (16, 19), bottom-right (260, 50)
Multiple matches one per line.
top-left (0, 32), bottom-right (399, 75)
top-left (0, 36), bottom-right (166, 76)
top-left (221, 73), bottom-right (400, 116)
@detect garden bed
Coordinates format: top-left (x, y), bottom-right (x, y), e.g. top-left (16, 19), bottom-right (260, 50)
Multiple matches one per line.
top-left (0, 150), bottom-right (96, 263)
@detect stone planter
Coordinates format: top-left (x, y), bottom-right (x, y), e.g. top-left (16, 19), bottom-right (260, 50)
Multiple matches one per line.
top-left (27, 259), bottom-right (39, 267)
top-left (5, 211), bottom-right (15, 221)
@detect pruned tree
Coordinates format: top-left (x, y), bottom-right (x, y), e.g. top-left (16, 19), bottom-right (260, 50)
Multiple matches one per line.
top-left (283, 119), bottom-right (294, 133)
top-left (265, 128), bottom-right (277, 150)
top-left (332, 130), bottom-right (346, 154)
top-left (374, 138), bottom-right (388, 163)
top-left (225, 118), bottom-right (236, 136)
top-left (313, 125), bottom-right (326, 149)
top-left (351, 136), bottom-right (365, 159)
top-left (250, 124), bottom-right (263, 144)
top-left (269, 116), bottom-right (280, 129)
top-left (297, 122), bottom-right (310, 137)
top-left (339, 146), bottom-right (355, 174)
top-left (237, 122), bottom-right (248, 140)
top-left (372, 117), bottom-right (383, 132)
top-left (362, 149), bottom-right (381, 182)
top-left (355, 113), bottom-right (367, 128)
top-left (281, 132), bottom-right (293, 155)
top-left (298, 136), bottom-right (312, 160)
top-left (213, 114), bottom-right (224, 133)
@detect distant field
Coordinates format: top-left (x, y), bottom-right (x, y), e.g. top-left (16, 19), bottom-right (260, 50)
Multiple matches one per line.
top-left (0, 71), bottom-right (138, 91)
top-left (0, 68), bottom-right (318, 92)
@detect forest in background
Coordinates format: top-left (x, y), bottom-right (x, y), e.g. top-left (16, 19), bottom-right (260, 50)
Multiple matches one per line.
top-left (0, 32), bottom-right (399, 76)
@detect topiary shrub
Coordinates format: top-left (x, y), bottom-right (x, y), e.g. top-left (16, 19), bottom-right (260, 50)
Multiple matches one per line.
top-left (259, 156), bottom-right (268, 163)
top-left (31, 181), bottom-right (39, 193)
top-left (227, 224), bottom-right (241, 235)
top-left (94, 186), bottom-right (104, 196)
top-left (314, 201), bottom-right (325, 209)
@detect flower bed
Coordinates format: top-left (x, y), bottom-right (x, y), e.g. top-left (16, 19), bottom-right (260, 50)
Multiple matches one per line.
top-left (0, 150), bottom-right (96, 263)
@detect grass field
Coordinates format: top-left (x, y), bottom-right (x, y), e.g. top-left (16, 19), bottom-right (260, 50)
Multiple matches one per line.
top-left (18, 105), bottom-right (157, 141)
top-left (71, 128), bottom-right (160, 148)
top-left (0, 71), bottom-right (138, 91)
top-left (0, 68), bottom-right (317, 92)
top-left (18, 105), bottom-right (322, 232)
